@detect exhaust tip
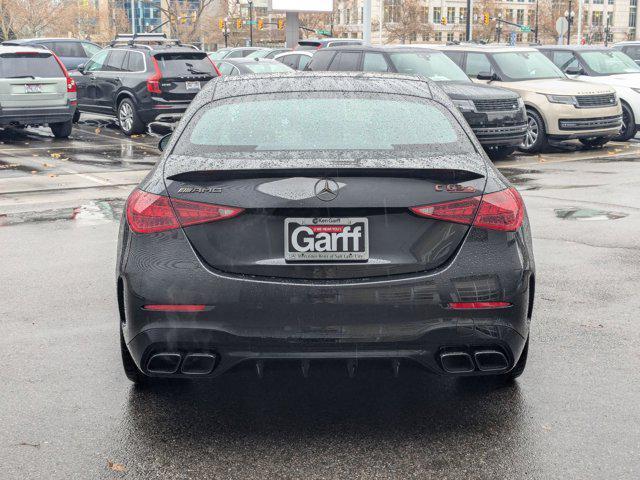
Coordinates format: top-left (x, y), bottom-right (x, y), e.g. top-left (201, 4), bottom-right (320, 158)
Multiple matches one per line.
top-left (474, 350), bottom-right (509, 372)
top-left (146, 353), bottom-right (181, 374)
top-left (440, 351), bottom-right (475, 374)
top-left (181, 353), bottom-right (216, 375)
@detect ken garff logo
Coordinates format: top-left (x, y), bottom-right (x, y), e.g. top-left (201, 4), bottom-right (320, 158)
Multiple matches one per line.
top-left (314, 178), bottom-right (339, 202)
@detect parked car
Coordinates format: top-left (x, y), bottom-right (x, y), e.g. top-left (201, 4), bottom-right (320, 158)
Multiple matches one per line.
top-left (297, 38), bottom-right (363, 50)
top-left (613, 41), bottom-right (640, 65)
top-left (305, 46), bottom-right (527, 159)
top-left (274, 51), bottom-right (314, 71)
top-left (216, 57), bottom-right (294, 75)
top-left (246, 48), bottom-right (292, 59)
top-left (0, 45), bottom-right (76, 138)
top-left (74, 35), bottom-right (220, 135)
top-left (440, 45), bottom-right (622, 152)
top-left (2, 38), bottom-right (102, 71)
top-left (118, 72), bottom-right (534, 384)
top-left (208, 47), bottom-right (265, 61)
top-left (537, 45), bottom-right (640, 141)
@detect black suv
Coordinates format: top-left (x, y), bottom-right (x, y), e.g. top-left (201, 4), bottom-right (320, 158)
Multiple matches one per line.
top-left (74, 34), bottom-right (219, 135)
top-left (306, 46), bottom-right (527, 159)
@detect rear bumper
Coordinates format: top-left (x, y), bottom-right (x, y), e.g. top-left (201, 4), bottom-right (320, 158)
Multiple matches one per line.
top-left (0, 105), bottom-right (74, 126)
top-left (118, 223), bottom-right (535, 378)
top-left (138, 100), bottom-right (191, 124)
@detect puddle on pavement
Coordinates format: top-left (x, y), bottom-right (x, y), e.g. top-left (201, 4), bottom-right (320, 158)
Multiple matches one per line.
top-left (555, 207), bottom-right (628, 221)
top-left (0, 199), bottom-right (124, 227)
top-left (587, 156), bottom-right (640, 164)
top-left (0, 159), bottom-right (40, 173)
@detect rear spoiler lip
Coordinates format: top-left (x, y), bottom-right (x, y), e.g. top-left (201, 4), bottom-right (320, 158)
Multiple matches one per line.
top-left (163, 153), bottom-right (488, 179)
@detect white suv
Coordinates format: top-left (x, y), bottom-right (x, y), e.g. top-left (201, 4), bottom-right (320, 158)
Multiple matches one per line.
top-left (538, 46), bottom-right (640, 141)
top-left (0, 45), bottom-right (77, 138)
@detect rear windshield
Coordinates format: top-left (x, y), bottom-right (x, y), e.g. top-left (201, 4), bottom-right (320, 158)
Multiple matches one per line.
top-left (580, 50), bottom-right (640, 75)
top-left (0, 52), bottom-right (63, 78)
top-left (389, 51), bottom-right (470, 82)
top-left (244, 62), bottom-right (293, 73)
top-left (154, 53), bottom-right (216, 77)
top-left (174, 93), bottom-right (472, 157)
top-left (297, 42), bottom-right (321, 50)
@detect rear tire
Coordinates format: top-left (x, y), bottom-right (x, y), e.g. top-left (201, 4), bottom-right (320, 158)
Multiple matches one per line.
top-left (117, 98), bottom-right (145, 136)
top-left (612, 102), bottom-right (636, 142)
top-left (579, 137), bottom-right (610, 148)
top-left (519, 109), bottom-right (548, 154)
top-left (72, 110), bottom-right (80, 123)
top-left (486, 146), bottom-right (516, 160)
top-left (120, 328), bottom-right (149, 385)
top-left (49, 119), bottom-right (73, 138)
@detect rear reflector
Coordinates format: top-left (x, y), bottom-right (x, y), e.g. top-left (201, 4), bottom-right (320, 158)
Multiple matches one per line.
top-left (126, 189), bottom-right (244, 234)
top-left (410, 187), bottom-right (524, 232)
top-left (144, 304), bottom-right (206, 312)
top-left (448, 302), bottom-right (512, 310)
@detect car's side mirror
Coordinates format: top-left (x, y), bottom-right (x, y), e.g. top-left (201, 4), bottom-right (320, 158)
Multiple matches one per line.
top-left (565, 66), bottom-right (584, 76)
top-left (77, 64), bottom-right (85, 74)
top-left (476, 71), bottom-right (497, 81)
top-left (158, 133), bottom-right (172, 152)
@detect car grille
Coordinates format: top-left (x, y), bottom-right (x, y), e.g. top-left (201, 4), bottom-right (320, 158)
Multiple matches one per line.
top-left (473, 98), bottom-right (520, 112)
top-left (473, 123), bottom-right (528, 137)
top-left (575, 93), bottom-right (617, 108)
top-left (558, 115), bottom-right (622, 131)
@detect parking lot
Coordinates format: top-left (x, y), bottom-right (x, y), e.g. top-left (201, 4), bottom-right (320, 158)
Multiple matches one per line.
top-left (0, 119), bottom-right (638, 479)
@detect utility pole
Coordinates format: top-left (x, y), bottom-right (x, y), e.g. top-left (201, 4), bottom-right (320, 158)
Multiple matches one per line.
top-left (534, 0), bottom-right (539, 43)
top-left (249, 0), bottom-right (253, 47)
top-left (130, 0), bottom-right (136, 35)
top-left (379, 0), bottom-right (383, 44)
top-left (565, 0), bottom-right (574, 45)
top-left (466, 0), bottom-right (472, 41)
top-left (577, 0), bottom-right (583, 44)
top-left (363, 0), bottom-right (372, 44)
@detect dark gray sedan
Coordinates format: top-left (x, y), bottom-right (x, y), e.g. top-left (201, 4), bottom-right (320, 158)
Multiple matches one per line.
top-left (117, 73), bottom-right (535, 385)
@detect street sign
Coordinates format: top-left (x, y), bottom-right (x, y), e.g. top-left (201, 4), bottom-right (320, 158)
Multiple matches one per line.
top-left (556, 17), bottom-right (569, 36)
top-left (520, 25), bottom-right (531, 32)
top-left (246, 20), bottom-right (257, 26)
top-left (315, 29), bottom-right (330, 35)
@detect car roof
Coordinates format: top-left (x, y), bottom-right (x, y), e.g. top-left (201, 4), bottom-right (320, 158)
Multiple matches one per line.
top-left (220, 57), bottom-right (283, 65)
top-left (0, 44), bottom-right (52, 55)
top-left (299, 38), bottom-right (362, 43)
top-left (440, 44), bottom-right (538, 53)
top-left (320, 45), bottom-right (440, 54)
top-left (275, 50), bottom-right (313, 57)
top-left (536, 45), bottom-right (611, 51)
top-left (4, 37), bottom-right (90, 43)
top-left (202, 72), bottom-right (439, 102)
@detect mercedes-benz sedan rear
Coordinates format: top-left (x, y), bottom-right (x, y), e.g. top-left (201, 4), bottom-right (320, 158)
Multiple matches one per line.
top-left (117, 73), bottom-right (535, 385)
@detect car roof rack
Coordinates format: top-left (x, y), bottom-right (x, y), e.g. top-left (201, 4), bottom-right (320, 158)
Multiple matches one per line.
top-left (110, 33), bottom-right (184, 48)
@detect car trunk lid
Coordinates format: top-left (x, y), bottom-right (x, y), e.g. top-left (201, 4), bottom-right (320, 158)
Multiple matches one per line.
top-left (152, 51), bottom-right (217, 101)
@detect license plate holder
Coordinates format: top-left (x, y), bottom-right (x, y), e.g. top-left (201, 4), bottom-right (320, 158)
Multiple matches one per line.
top-left (284, 217), bottom-right (369, 262)
top-left (25, 84), bottom-right (42, 93)
top-left (185, 81), bottom-right (201, 91)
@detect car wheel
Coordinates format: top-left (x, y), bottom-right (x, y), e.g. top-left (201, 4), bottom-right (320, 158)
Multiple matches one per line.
top-left (120, 328), bottom-right (149, 384)
top-left (49, 119), bottom-right (73, 138)
top-left (519, 109), bottom-right (548, 154)
top-left (117, 98), bottom-right (145, 136)
top-left (579, 137), bottom-right (610, 148)
top-left (486, 146), bottom-right (516, 160)
top-left (612, 102), bottom-right (636, 142)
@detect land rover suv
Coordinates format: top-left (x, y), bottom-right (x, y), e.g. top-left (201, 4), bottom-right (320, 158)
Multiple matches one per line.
top-left (74, 34), bottom-right (220, 135)
top-left (440, 45), bottom-right (622, 152)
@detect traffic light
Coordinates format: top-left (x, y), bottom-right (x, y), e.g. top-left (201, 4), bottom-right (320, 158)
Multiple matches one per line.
top-left (236, 18), bottom-right (242, 29)
top-left (180, 16), bottom-right (187, 24)
top-left (257, 19), bottom-right (264, 30)
top-left (277, 18), bottom-right (284, 30)
top-left (218, 19), bottom-right (225, 30)
top-left (484, 13), bottom-right (490, 25)
top-left (441, 17), bottom-right (447, 26)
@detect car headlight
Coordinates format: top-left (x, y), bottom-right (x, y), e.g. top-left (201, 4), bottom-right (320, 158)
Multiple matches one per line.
top-left (545, 94), bottom-right (577, 106)
top-left (452, 99), bottom-right (475, 112)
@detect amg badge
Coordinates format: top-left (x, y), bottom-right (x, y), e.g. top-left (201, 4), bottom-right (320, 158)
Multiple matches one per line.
top-left (177, 186), bottom-right (222, 194)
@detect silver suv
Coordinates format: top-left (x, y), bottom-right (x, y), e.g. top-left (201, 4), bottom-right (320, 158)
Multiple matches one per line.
top-left (0, 45), bottom-right (76, 138)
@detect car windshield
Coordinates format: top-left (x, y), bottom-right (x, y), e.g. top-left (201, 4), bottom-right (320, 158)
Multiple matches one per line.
top-left (492, 51), bottom-right (565, 81)
top-left (175, 93), bottom-right (471, 157)
top-left (246, 50), bottom-right (270, 58)
top-left (244, 62), bottom-right (293, 73)
top-left (208, 50), bottom-right (229, 60)
top-left (0, 52), bottom-right (63, 78)
top-left (388, 51), bottom-right (470, 82)
top-left (580, 50), bottom-right (640, 75)
top-left (154, 52), bottom-right (217, 76)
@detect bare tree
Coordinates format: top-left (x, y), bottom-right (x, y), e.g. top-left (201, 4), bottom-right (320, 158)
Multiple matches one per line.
top-left (151, 0), bottom-right (215, 43)
top-left (385, 0), bottom-right (425, 44)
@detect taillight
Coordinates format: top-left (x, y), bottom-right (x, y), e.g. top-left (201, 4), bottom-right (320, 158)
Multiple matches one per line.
top-left (143, 304), bottom-right (206, 312)
top-left (206, 56), bottom-right (222, 76)
top-left (410, 187), bottom-right (524, 232)
top-left (146, 56), bottom-right (162, 94)
top-left (51, 53), bottom-right (76, 93)
top-left (448, 302), bottom-right (512, 310)
top-left (126, 189), bottom-right (244, 234)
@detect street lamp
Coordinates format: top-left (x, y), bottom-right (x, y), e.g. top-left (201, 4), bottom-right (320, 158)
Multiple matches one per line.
top-left (236, 0), bottom-right (254, 47)
top-left (565, 3), bottom-right (575, 45)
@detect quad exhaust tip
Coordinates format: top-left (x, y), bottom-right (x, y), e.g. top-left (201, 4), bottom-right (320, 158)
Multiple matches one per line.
top-left (181, 353), bottom-right (216, 375)
top-left (474, 350), bottom-right (509, 372)
top-left (440, 351), bottom-right (475, 374)
top-left (146, 353), bottom-right (182, 374)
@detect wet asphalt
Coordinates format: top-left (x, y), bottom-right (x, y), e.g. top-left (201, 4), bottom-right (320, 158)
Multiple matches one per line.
top-left (1, 119), bottom-right (639, 479)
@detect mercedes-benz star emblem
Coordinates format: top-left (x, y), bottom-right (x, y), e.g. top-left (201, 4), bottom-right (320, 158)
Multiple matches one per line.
top-left (314, 178), bottom-right (339, 202)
